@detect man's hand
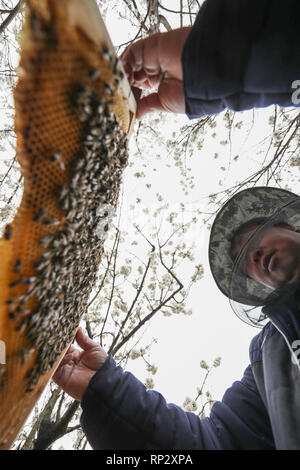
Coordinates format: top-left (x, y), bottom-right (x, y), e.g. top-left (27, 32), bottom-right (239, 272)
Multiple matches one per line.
top-left (121, 27), bottom-right (191, 119)
top-left (52, 328), bottom-right (108, 402)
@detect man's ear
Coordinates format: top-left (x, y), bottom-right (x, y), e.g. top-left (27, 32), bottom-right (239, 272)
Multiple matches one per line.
top-left (276, 222), bottom-right (296, 231)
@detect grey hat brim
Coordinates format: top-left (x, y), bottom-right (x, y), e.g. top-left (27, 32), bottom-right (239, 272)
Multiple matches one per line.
top-left (209, 186), bottom-right (300, 309)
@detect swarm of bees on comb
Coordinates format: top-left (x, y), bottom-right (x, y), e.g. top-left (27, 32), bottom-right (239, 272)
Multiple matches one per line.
top-left (0, 0), bottom-right (136, 449)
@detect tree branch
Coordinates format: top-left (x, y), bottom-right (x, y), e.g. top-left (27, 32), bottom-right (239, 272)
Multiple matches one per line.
top-left (100, 229), bottom-right (121, 345)
top-left (108, 238), bottom-right (154, 354)
top-left (21, 388), bottom-right (61, 450)
top-left (111, 238), bottom-right (183, 356)
top-left (158, 14), bottom-right (171, 31)
top-left (158, 2), bottom-right (197, 16)
top-left (86, 228), bottom-right (120, 310)
top-left (0, 0), bottom-right (24, 35)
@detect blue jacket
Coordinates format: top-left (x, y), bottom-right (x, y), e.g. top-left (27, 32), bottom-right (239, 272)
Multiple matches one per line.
top-left (182, 0), bottom-right (300, 118)
top-left (80, 295), bottom-right (300, 449)
top-left (80, 0), bottom-right (300, 449)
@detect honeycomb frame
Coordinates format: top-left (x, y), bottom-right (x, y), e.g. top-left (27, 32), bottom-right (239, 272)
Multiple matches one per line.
top-left (0, 0), bottom-right (136, 449)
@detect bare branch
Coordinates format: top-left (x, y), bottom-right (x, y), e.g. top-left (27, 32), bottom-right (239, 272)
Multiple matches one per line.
top-left (0, 155), bottom-right (17, 189)
top-left (158, 14), bottom-right (171, 31)
top-left (108, 229), bottom-right (154, 354)
top-left (122, 0), bottom-right (150, 34)
top-left (0, 0), bottom-right (24, 35)
top-left (158, 2), bottom-right (197, 16)
top-left (55, 391), bottom-right (66, 422)
top-left (65, 424), bottom-right (82, 435)
top-left (111, 238), bottom-right (183, 356)
top-left (100, 229), bottom-right (121, 345)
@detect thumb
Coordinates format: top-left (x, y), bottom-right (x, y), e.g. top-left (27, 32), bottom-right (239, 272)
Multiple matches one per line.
top-left (136, 93), bottom-right (164, 119)
top-left (76, 328), bottom-right (97, 351)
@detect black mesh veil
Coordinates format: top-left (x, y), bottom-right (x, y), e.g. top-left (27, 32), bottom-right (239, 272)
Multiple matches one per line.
top-left (229, 197), bottom-right (300, 327)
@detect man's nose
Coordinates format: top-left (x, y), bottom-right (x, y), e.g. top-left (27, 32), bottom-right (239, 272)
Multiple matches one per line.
top-left (250, 247), bottom-right (263, 265)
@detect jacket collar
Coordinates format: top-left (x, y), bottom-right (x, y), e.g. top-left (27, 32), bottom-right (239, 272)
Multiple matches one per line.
top-left (263, 286), bottom-right (300, 347)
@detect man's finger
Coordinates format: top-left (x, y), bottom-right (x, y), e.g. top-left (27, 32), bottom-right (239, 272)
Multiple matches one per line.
top-left (54, 346), bottom-right (76, 369)
top-left (121, 39), bottom-right (144, 73)
top-left (136, 93), bottom-right (164, 119)
top-left (53, 360), bottom-right (75, 387)
top-left (61, 344), bottom-right (76, 359)
top-left (76, 328), bottom-right (97, 351)
top-left (122, 34), bottom-right (161, 78)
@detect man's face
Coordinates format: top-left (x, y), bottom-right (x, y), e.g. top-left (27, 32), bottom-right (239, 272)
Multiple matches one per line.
top-left (231, 222), bottom-right (300, 289)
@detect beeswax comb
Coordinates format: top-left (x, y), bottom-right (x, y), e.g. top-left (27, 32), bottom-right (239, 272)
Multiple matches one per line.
top-left (0, 0), bottom-right (136, 449)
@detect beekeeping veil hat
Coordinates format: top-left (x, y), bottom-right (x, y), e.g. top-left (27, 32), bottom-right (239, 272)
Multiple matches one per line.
top-left (209, 186), bottom-right (300, 327)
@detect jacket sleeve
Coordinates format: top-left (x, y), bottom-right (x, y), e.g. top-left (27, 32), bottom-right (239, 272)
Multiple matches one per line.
top-left (80, 355), bottom-right (274, 450)
top-left (182, 0), bottom-right (300, 119)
